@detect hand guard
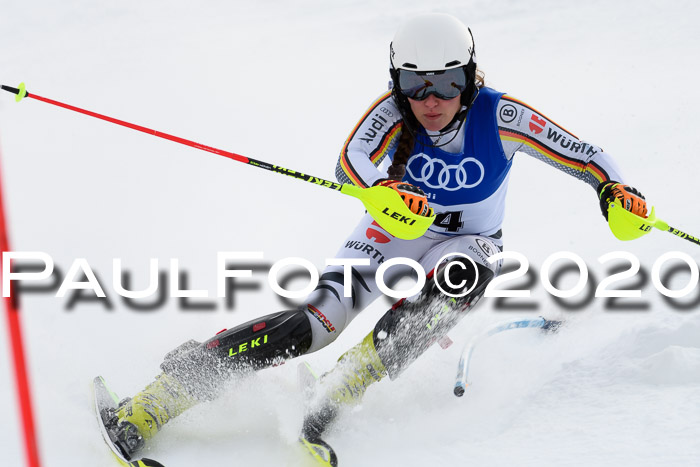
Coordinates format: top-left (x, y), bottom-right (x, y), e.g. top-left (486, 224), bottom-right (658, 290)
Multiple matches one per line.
top-left (373, 179), bottom-right (433, 217)
top-left (598, 181), bottom-right (648, 220)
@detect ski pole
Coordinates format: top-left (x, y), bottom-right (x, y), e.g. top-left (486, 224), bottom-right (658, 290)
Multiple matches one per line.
top-left (606, 201), bottom-right (700, 246)
top-left (1, 82), bottom-right (435, 240)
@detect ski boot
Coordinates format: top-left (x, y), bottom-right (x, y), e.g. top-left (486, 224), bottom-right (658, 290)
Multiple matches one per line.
top-left (100, 405), bottom-right (145, 461)
top-left (105, 372), bottom-right (198, 459)
top-left (302, 331), bottom-right (387, 441)
top-left (103, 309), bottom-right (314, 457)
top-left (299, 330), bottom-right (385, 467)
top-left (301, 258), bottom-right (494, 446)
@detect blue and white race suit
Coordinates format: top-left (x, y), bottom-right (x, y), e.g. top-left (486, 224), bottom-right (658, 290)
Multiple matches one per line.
top-left (303, 87), bottom-right (625, 351)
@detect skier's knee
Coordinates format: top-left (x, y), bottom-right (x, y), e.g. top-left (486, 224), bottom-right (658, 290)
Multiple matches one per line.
top-left (431, 256), bottom-right (495, 305)
top-left (303, 285), bottom-right (355, 352)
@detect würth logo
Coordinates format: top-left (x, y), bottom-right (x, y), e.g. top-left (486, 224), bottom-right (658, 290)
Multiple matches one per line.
top-left (529, 114), bottom-right (546, 134)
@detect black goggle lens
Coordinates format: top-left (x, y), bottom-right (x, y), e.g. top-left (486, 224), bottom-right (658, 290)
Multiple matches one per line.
top-left (397, 68), bottom-right (467, 101)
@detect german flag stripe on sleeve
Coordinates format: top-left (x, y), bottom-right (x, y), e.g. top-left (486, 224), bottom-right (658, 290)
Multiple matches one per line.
top-left (338, 91), bottom-right (392, 187)
top-left (368, 121), bottom-right (402, 163)
top-left (586, 160), bottom-right (610, 183)
top-left (500, 128), bottom-right (609, 183)
top-left (338, 151), bottom-right (367, 187)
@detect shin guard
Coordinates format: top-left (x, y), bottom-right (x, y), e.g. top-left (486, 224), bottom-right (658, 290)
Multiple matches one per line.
top-left (160, 309), bottom-right (314, 399)
top-left (374, 259), bottom-right (494, 378)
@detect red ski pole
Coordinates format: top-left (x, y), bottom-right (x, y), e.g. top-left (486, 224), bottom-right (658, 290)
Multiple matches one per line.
top-left (1, 83), bottom-right (434, 240)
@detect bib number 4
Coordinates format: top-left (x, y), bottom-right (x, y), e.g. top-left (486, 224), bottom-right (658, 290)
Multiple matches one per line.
top-left (434, 211), bottom-right (464, 232)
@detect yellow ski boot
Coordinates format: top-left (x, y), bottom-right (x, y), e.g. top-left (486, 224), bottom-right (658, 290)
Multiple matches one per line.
top-left (108, 373), bottom-right (197, 458)
top-left (300, 330), bottom-right (387, 459)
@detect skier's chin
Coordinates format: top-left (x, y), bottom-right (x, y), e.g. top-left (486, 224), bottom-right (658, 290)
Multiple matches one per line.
top-left (420, 116), bottom-right (449, 132)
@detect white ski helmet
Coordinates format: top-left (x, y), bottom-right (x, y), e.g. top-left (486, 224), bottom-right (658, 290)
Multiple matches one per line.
top-left (390, 13), bottom-right (476, 72)
top-left (389, 13), bottom-right (478, 132)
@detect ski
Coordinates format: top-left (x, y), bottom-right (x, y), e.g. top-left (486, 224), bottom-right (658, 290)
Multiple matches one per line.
top-left (93, 376), bottom-right (165, 467)
top-left (299, 436), bottom-right (338, 467)
top-left (297, 362), bottom-right (339, 466)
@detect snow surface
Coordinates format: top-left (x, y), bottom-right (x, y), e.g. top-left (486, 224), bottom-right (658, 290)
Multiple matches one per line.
top-left (1, 0), bottom-right (699, 466)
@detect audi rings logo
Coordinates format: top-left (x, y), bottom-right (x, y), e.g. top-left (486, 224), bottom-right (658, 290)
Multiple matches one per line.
top-left (406, 154), bottom-right (485, 191)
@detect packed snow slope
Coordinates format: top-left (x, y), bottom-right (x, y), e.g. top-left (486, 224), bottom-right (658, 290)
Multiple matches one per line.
top-left (1, 0), bottom-right (699, 466)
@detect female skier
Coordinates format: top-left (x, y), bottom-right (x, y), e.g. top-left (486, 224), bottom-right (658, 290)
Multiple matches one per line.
top-left (99, 12), bottom-right (648, 464)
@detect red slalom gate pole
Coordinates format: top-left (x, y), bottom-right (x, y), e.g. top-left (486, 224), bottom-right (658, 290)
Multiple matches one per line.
top-left (0, 138), bottom-right (41, 467)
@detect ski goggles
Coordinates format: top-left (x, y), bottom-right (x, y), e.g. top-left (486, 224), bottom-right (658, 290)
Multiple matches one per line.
top-left (397, 67), bottom-right (467, 101)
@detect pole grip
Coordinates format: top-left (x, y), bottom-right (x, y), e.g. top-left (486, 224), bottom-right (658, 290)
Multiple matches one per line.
top-left (1, 84), bottom-right (20, 95)
top-left (1, 83), bottom-right (28, 102)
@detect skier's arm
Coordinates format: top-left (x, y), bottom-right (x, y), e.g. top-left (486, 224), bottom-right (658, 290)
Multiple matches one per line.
top-left (495, 95), bottom-right (650, 219)
top-left (335, 92), bottom-right (404, 187)
top-left (496, 95), bottom-right (625, 188)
